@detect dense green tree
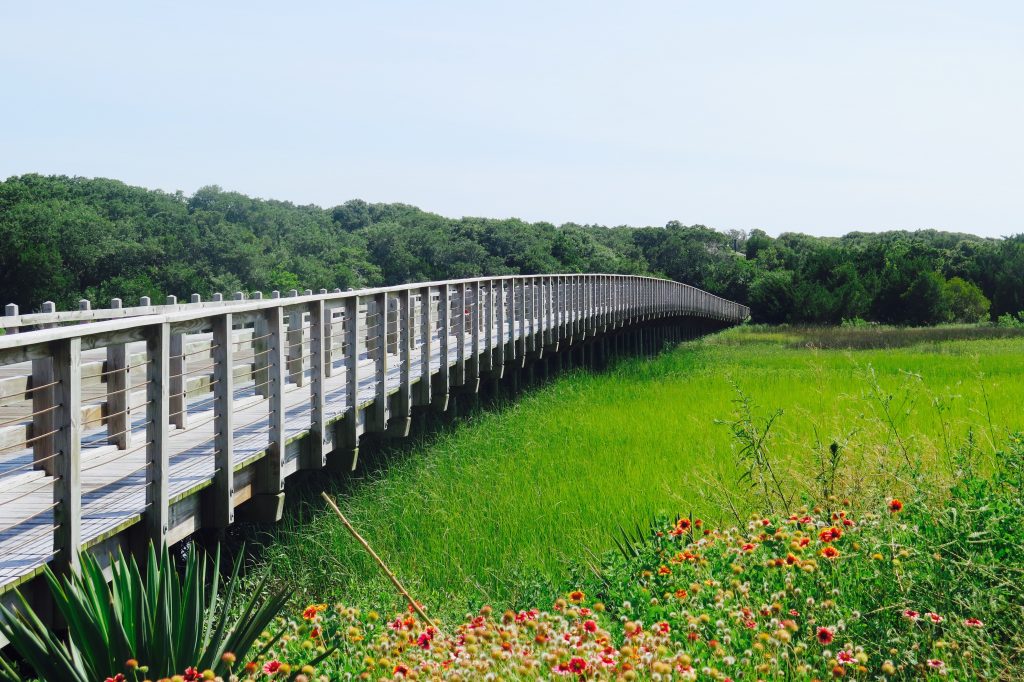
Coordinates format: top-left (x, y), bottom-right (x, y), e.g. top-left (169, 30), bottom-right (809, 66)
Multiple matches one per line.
top-left (944, 276), bottom-right (990, 323)
top-left (2, 174), bottom-right (1023, 328)
top-left (748, 270), bottom-right (795, 324)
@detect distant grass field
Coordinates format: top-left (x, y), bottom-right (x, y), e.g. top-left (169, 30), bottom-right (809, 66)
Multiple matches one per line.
top-left (246, 326), bottom-right (1024, 618)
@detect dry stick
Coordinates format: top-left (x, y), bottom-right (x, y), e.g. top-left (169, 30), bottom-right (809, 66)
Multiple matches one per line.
top-left (320, 492), bottom-right (441, 633)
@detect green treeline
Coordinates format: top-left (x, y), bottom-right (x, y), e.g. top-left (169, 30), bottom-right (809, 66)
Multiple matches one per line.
top-left (2, 174), bottom-right (1023, 326)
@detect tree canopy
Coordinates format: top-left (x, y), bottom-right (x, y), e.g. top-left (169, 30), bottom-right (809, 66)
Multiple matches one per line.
top-left (2, 174), bottom-right (1021, 327)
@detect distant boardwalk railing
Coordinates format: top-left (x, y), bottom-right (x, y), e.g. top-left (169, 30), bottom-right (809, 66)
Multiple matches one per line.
top-left (0, 275), bottom-right (747, 600)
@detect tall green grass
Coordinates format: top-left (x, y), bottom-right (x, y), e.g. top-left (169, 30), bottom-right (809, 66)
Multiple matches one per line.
top-left (246, 327), bottom-right (1024, 617)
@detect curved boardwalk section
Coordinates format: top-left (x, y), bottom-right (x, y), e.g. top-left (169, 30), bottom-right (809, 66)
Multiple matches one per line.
top-left (0, 274), bottom-right (746, 616)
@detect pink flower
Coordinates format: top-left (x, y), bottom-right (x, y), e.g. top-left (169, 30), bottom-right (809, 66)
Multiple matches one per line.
top-left (263, 660), bottom-right (282, 675)
top-left (926, 612), bottom-right (944, 624)
top-left (583, 619), bottom-right (598, 633)
top-left (837, 651), bottom-right (854, 664)
top-left (903, 609), bottom-right (920, 622)
top-left (927, 659), bottom-right (945, 669)
top-left (964, 617), bottom-right (984, 628)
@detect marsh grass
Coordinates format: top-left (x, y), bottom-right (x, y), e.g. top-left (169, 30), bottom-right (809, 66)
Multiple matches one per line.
top-left (778, 323), bottom-right (1024, 349)
top-left (244, 327), bottom-right (1024, 620)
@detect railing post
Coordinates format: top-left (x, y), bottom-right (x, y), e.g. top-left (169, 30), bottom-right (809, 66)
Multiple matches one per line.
top-left (254, 300), bottom-right (271, 398)
top-left (4, 303), bottom-right (18, 334)
top-left (438, 284), bottom-right (451, 403)
top-left (391, 288), bottom-right (413, 436)
top-left (145, 322), bottom-right (170, 547)
top-left (287, 295), bottom-right (306, 388)
top-left (212, 313), bottom-right (234, 528)
top-left (523, 278), bottom-right (534, 354)
top-left (169, 325), bottom-right (186, 430)
top-left (520, 278), bottom-right (530, 356)
top-left (540, 276), bottom-right (550, 349)
top-left (469, 281), bottom-right (481, 387)
top-left (341, 294), bottom-right (362, 469)
top-left (575, 275), bottom-right (582, 336)
top-left (369, 293), bottom-right (388, 433)
top-left (455, 283), bottom-right (467, 387)
top-left (507, 278), bottom-right (518, 365)
top-left (324, 303), bottom-right (336, 379)
top-left (415, 287), bottom-right (433, 406)
top-left (494, 280), bottom-right (505, 375)
top-left (555, 276), bottom-right (564, 343)
top-left (483, 280), bottom-right (495, 374)
top-left (106, 298), bottom-right (130, 450)
top-left (258, 306), bottom-right (286, 508)
top-left (309, 300), bottom-right (327, 466)
top-left (590, 275), bottom-right (598, 335)
top-left (52, 336), bottom-right (82, 574)
top-left (32, 301), bottom-right (57, 475)
top-left (534, 277), bottom-right (543, 353)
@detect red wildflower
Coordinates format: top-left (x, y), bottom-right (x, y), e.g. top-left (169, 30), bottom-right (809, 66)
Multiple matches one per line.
top-left (656, 621), bottom-right (670, 634)
top-left (568, 590), bottom-right (585, 604)
top-left (104, 676), bottom-right (125, 682)
top-left (927, 612), bottom-right (944, 624)
top-left (837, 651), bottom-right (854, 664)
top-left (820, 546), bottom-right (840, 560)
top-left (182, 668), bottom-right (201, 682)
top-left (568, 657), bottom-right (587, 674)
top-left (658, 565), bottom-right (672, 575)
top-left (394, 663), bottom-right (409, 676)
top-left (741, 543), bottom-right (756, 552)
top-left (670, 518), bottom-right (692, 536)
top-left (817, 626), bottom-right (835, 644)
top-left (584, 619), bottom-right (598, 633)
top-left (964, 618), bottom-right (984, 628)
top-left (819, 527), bottom-right (842, 543)
top-left (889, 499), bottom-right (904, 513)
top-left (263, 660), bottom-right (282, 675)
top-left (903, 609), bottom-right (920, 622)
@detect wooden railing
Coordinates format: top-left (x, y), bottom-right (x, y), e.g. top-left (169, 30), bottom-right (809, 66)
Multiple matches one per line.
top-left (0, 274), bottom-right (747, 595)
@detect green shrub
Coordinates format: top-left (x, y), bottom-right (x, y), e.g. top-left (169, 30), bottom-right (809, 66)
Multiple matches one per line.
top-left (0, 543), bottom-right (291, 682)
top-left (839, 316), bottom-right (872, 328)
top-left (996, 311), bottom-right (1024, 328)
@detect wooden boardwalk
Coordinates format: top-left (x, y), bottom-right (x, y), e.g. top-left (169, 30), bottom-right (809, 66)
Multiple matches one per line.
top-left (0, 275), bottom-right (747, 604)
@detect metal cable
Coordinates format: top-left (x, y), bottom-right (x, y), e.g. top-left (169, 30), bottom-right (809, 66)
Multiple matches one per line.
top-left (0, 501), bottom-right (60, 535)
top-left (0, 428), bottom-right (61, 455)
top-left (94, 361), bottom-right (149, 378)
top-left (0, 403), bottom-right (62, 428)
top-left (0, 475), bottom-right (60, 505)
top-left (79, 435), bottom-right (152, 473)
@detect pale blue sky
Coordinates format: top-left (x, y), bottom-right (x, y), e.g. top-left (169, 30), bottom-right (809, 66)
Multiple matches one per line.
top-left (2, 1), bottom-right (1021, 236)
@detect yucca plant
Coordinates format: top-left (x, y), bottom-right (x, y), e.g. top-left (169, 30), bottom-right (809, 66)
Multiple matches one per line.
top-left (0, 542), bottom-right (290, 682)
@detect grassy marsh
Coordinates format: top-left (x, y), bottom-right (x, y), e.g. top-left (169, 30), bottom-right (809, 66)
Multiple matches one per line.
top-left (247, 326), bottom-right (1024, 617)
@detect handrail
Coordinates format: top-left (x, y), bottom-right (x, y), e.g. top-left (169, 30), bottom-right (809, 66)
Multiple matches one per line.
top-left (0, 274), bottom-right (745, 330)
